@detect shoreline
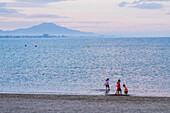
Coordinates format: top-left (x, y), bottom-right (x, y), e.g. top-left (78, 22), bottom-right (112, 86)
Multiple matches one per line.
top-left (0, 92), bottom-right (169, 98)
top-left (0, 92), bottom-right (169, 97)
top-left (0, 93), bottom-right (170, 113)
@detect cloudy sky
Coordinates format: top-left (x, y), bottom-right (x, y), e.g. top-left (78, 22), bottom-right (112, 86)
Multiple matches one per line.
top-left (0, 0), bottom-right (170, 36)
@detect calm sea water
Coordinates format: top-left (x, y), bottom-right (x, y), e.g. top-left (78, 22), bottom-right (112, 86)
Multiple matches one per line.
top-left (0, 37), bottom-right (169, 97)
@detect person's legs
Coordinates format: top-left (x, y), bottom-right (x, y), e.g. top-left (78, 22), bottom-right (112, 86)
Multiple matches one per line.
top-left (125, 91), bottom-right (128, 94)
top-left (115, 88), bottom-right (117, 94)
top-left (106, 85), bottom-right (109, 90)
top-left (117, 88), bottom-right (122, 94)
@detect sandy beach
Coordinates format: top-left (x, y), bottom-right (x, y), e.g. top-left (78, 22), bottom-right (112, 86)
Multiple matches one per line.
top-left (0, 93), bottom-right (169, 113)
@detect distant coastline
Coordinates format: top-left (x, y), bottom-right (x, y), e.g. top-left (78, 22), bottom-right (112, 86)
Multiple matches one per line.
top-left (0, 35), bottom-right (67, 38)
top-left (0, 35), bottom-right (169, 39)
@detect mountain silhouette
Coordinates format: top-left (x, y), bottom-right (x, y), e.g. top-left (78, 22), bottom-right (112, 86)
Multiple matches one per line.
top-left (0, 22), bottom-right (93, 35)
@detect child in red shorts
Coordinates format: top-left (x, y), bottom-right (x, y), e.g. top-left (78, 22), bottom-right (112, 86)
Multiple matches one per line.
top-left (116, 79), bottom-right (122, 94)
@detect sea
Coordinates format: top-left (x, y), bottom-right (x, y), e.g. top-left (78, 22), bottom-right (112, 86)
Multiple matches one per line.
top-left (0, 37), bottom-right (169, 97)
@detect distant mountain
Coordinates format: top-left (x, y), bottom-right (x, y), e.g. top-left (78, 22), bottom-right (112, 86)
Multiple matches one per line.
top-left (0, 30), bottom-right (3, 33)
top-left (0, 22), bottom-right (93, 36)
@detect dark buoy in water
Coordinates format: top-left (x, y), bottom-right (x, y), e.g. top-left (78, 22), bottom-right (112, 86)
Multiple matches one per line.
top-left (25, 45), bottom-right (27, 47)
top-left (35, 45), bottom-right (37, 47)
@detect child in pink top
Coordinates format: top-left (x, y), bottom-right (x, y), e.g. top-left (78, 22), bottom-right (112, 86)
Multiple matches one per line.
top-left (104, 78), bottom-right (110, 90)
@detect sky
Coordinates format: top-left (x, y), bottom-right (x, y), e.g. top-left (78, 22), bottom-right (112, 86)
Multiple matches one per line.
top-left (0, 0), bottom-right (170, 37)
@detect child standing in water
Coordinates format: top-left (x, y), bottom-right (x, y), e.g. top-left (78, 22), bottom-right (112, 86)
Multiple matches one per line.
top-left (123, 84), bottom-right (128, 94)
top-left (116, 79), bottom-right (122, 94)
top-left (104, 78), bottom-right (110, 90)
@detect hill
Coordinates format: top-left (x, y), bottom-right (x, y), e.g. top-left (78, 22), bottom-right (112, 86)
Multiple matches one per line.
top-left (0, 22), bottom-right (93, 36)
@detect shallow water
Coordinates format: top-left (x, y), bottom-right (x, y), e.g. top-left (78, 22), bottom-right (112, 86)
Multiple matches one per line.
top-left (0, 37), bottom-right (169, 97)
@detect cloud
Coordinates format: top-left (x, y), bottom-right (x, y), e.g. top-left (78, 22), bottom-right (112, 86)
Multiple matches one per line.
top-left (5, 0), bottom-right (75, 8)
top-left (0, 3), bottom-right (18, 15)
top-left (138, 0), bottom-right (170, 2)
top-left (14, 0), bottom-right (72, 4)
top-left (131, 0), bottom-right (170, 3)
top-left (15, 0), bottom-right (68, 3)
top-left (0, 9), bottom-right (67, 18)
top-left (27, 14), bottom-right (68, 18)
top-left (0, 3), bottom-right (67, 19)
top-left (0, 2), bottom-right (20, 16)
top-left (0, 8), bottom-right (18, 14)
top-left (0, 12), bottom-right (68, 18)
top-left (0, 4), bottom-right (67, 19)
top-left (119, 2), bottom-right (128, 7)
top-left (53, 21), bottom-right (112, 24)
top-left (118, 0), bottom-right (169, 9)
top-left (0, 2), bottom-right (67, 19)
top-left (0, 3), bottom-right (24, 17)
top-left (131, 3), bottom-right (163, 9)
top-left (131, 0), bottom-right (170, 5)
top-left (74, 21), bottom-right (112, 24)
top-left (0, 3), bottom-right (6, 7)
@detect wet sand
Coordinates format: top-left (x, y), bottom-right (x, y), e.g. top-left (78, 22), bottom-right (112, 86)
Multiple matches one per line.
top-left (0, 93), bottom-right (169, 113)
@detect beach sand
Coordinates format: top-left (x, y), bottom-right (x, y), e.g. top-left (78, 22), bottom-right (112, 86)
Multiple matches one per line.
top-left (0, 93), bottom-right (169, 113)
